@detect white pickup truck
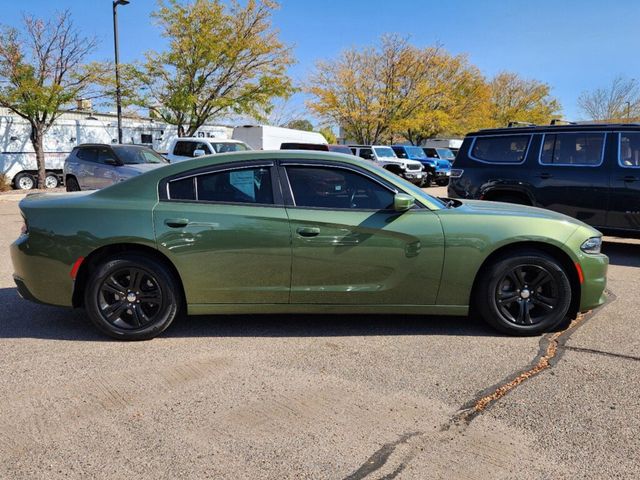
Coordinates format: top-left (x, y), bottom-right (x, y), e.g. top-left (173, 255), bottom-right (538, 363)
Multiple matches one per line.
top-left (166, 137), bottom-right (251, 163)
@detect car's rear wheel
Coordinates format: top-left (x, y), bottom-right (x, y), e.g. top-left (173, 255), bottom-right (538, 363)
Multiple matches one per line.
top-left (475, 250), bottom-right (572, 335)
top-left (65, 176), bottom-right (81, 192)
top-left (84, 254), bottom-right (181, 340)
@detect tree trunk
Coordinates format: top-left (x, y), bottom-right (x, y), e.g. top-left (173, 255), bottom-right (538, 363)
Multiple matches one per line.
top-left (177, 124), bottom-right (185, 137)
top-left (29, 124), bottom-right (46, 188)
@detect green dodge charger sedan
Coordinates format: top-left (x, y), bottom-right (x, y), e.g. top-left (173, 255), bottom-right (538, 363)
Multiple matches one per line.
top-left (10, 151), bottom-right (608, 340)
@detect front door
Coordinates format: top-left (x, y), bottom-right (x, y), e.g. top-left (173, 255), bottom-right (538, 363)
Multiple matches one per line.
top-left (153, 163), bottom-right (292, 305)
top-left (281, 163), bottom-right (445, 305)
top-left (608, 131), bottom-right (640, 231)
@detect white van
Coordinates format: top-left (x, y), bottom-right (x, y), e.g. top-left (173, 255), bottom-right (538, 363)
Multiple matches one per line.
top-left (232, 125), bottom-right (327, 150)
top-left (166, 137), bottom-right (251, 163)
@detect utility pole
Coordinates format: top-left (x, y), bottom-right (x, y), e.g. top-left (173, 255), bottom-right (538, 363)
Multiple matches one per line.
top-left (112, 0), bottom-right (130, 143)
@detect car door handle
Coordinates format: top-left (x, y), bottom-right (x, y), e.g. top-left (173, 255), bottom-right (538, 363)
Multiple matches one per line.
top-left (622, 175), bottom-right (638, 182)
top-left (537, 172), bottom-right (553, 179)
top-left (296, 227), bottom-right (320, 237)
top-left (164, 218), bottom-right (189, 228)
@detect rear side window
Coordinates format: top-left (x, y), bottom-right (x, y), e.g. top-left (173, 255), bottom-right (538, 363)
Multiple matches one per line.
top-left (167, 167), bottom-right (273, 204)
top-left (619, 132), bottom-right (640, 167)
top-left (76, 147), bottom-right (98, 162)
top-left (540, 133), bottom-right (605, 166)
top-left (471, 135), bottom-right (530, 163)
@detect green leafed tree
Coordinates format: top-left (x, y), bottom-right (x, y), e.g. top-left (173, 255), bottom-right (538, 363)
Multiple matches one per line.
top-left (0, 11), bottom-right (103, 187)
top-left (126, 0), bottom-right (294, 137)
top-left (285, 119), bottom-right (314, 131)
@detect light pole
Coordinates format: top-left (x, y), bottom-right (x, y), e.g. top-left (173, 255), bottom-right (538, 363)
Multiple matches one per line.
top-left (112, 0), bottom-right (129, 144)
top-left (626, 101), bottom-right (631, 121)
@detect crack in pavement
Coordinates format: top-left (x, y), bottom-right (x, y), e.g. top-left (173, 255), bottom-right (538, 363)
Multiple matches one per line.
top-left (342, 291), bottom-right (615, 480)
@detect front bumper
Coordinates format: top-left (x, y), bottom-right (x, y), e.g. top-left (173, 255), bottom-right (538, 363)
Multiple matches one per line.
top-left (578, 252), bottom-right (608, 312)
top-left (401, 170), bottom-right (424, 183)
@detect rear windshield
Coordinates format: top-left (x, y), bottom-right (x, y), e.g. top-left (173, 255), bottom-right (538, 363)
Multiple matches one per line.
top-left (470, 135), bottom-right (530, 163)
top-left (211, 142), bottom-right (250, 153)
top-left (115, 146), bottom-right (167, 164)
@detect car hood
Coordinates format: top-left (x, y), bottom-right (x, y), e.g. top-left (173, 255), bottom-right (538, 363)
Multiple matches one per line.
top-left (452, 199), bottom-right (595, 229)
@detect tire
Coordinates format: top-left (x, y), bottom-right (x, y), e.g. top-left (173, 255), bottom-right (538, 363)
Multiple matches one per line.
top-left (66, 176), bottom-right (81, 192)
top-left (436, 178), bottom-right (449, 187)
top-left (13, 172), bottom-right (36, 190)
top-left (491, 194), bottom-right (530, 205)
top-left (421, 175), bottom-right (433, 188)
top-left (84, 254), bottom-right (182, 340)
top-left (44, 173), bottom-right (59, 189)
top-left (474, 250), bottom-right (572, 335)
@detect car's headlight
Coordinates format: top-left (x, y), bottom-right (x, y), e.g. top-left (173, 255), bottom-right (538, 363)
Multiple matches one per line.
top-left (580, 236), bottom-right (602, 254)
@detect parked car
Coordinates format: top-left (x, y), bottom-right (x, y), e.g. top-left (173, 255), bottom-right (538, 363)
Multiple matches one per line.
top-left (349, 145), bottom-right (424, 184)
top-left (424, 138), bottom-right (463, 155)
top-left (64, 144), bottom-right (168, 191)
top-left (280, 143), bottom-right (329, 151)
top-left (232, 125), bottom-right (327, 150)
top-left (12, 150), bottom-right (607, 340)
top-left (327, 145), bottom-right (354, 155)
top-left (424, 147), bottom-right (457, 163)
top-left (391, 145), bottom-right (451, 187)
top-left (166, 137), bottom-right (250, 162)
top-left (448, 123), bottom-right (640, 237)
top-left (421, 148), bottom-right (453, 186)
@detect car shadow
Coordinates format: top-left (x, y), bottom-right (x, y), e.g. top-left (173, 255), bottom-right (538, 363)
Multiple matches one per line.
top-left (0, 287), bottom-right (500, 341)
top-left (602, 238), bottom-right (640, 267)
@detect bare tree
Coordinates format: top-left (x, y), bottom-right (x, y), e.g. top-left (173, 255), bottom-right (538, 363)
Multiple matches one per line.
top-left (0, 11), bottom-right (103, 187)
top-left (578, 76), bottom-right (640, 122)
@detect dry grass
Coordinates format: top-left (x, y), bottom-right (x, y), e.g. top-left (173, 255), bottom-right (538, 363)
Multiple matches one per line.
top-left (0, 173), bottom-right (11, 192)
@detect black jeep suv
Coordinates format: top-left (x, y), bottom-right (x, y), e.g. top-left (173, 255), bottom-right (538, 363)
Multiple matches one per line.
top-left (448, 123), bottom-right (640, 236)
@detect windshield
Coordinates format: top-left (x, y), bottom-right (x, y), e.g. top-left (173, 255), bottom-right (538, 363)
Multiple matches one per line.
top-left (115, 146), bottom-right (167, 164)
top-left (405, 146), bottom-right (427, 159)
top-left (373, 147), bottom-right (396, 158)
top-left (436, 148), bottom-right (455, 160)
top-left (364, 161), bottom-right (447, 209)
top-left (211, 142), bottom-right (250, 153)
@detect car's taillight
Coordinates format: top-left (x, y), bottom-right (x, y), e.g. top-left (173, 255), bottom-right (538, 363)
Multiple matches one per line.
top-left (450, 169), bottom-right (464, 178)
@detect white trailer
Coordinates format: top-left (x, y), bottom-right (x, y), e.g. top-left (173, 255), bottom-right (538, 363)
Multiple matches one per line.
top-left (232, 125), bottom-right (327, 150)
top-left (0, 109), bottom-right (232, 189)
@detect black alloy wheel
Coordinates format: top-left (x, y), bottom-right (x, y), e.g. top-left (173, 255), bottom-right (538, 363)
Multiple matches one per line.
top-left (84, 254), bottom-right (181, 340)
top-left (475, 250), bottom-right (572, 335)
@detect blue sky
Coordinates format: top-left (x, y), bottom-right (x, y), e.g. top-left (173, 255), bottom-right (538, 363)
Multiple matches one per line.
top-left (2, 0), bottom-right (639, 121)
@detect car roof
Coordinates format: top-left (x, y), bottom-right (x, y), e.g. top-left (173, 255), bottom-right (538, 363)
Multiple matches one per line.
top-left (468, 123), bottom-right (640, 136)
top-left (175, 137), bottom-right (245, 143)
top-left (76, 143), bottom-right (151, 149)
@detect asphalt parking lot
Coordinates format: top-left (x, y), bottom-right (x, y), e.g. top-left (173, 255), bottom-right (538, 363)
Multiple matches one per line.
top-left (1, 188), bottom-right (639, 479)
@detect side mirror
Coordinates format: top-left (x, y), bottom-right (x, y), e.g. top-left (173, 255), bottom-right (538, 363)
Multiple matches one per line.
top-left (193, 149), bottom-right (206, 157)
top-left (104, 158), bottom-right (121, 166)
top-left (393, 193), bottom-right (415, 212)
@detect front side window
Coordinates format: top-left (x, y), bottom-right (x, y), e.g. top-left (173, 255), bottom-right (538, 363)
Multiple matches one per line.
top-left (619, 132), bottom-right (640, 167)
top-left (540, 133), bottom-right (604, 165)
top-left (424, 148), bottom-right (438, 158)
top-left (286, 166), bottom-right (395, 210)
top-left (167, 167), bottom-right (273, 204)
top-left (358, 148), bottom-right (374, 160)
top-left (471, 135), bottom-right (531, 163)
top-left (98, 147), bottom-right (118, 164)
top-left (173, 141), bottom-right (196, 157)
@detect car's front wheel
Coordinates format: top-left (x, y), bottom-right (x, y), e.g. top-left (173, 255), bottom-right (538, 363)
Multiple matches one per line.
top-left (84, 254), bottom-right (182, 340)
top-left (475, 250), bottom-right (572, 335)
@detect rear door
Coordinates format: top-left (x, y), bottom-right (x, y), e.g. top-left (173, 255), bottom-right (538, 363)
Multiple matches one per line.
top-left (280, 161), bottom-right (445, 305)
top-left (153, 161), bottom-right (292, 305)
top-left (533, 131), bottom-right (610, 228)
top-left (608, 131), bottom-right (640, 231)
